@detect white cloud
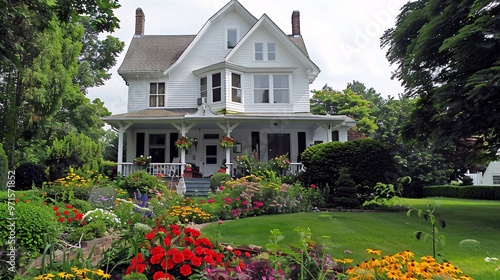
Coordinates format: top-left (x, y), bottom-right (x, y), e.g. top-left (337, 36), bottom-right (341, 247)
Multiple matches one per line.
top-left (87, 0), bottom-right (405, 114)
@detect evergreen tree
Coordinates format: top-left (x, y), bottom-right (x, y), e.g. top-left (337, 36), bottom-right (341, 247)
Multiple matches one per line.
top-left (332, 167), bottom-right (361, 209)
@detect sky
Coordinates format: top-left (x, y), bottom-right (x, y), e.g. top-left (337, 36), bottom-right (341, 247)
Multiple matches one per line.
top-left (87, 0), bottom-right (407, 115)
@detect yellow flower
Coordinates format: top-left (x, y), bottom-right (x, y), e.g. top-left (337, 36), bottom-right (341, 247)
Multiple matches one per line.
top-left (366, 248), bottom-right (382, 256)
top-left (94, 269), bottom-right (105, 276)
top-left (57, 272), bottom-right (74, 279)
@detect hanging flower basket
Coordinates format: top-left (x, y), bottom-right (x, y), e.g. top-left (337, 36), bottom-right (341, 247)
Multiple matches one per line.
top-left (175, 136), bottom-right (192, 150)
top-left (134, 155), bottom-right (151, 167)
top-left (220, 135), bottom-right (235, 148)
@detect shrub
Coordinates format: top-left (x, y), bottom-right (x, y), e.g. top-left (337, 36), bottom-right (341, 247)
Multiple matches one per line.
top-left (332, 167), bottom-right (361, 209)
top-left (15, 162), bottom-right (47, 190)
top-left (0, 143), bottom-right (8, 191)
top-left (423, 185), bottom-right (500, 200)
top-left (0, 202), bottom-right (61, 253)
top-left (68, 198), bottom-right (93, 213)
top-left (300, 139), bottom-right (398, 199)
top-left (122, 170), bottom-right (159, 196)
top-left (83, 208), bottom-right (121, 229)
top-left (209, 172), bottom-right (231, 192)
top-left (0, 190), bottom-right (45, 204)
top-left (100, 160), bottom-right (117, 179)
top-left (66, 220), bottom-right (107, 243)
top-left (46, 133), bottom-right (102, 181)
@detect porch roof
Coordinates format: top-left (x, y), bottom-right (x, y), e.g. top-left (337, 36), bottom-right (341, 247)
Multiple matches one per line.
top-left (103, 108), bottom-right (356, 130)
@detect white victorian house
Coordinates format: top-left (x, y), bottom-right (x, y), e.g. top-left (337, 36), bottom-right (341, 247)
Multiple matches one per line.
top-left (103, 0), bottom-right (355, 178)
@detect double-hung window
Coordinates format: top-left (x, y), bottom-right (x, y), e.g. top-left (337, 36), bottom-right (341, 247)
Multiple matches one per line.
top-left (255, 43), bottom-right (276, 61)
top-left (231, 73), bottom-right (241, 103)
top-left (253, 75), bottom-right (289, 103)
top-left (212, 73), bottom-right (221, 102)
top-left (149, 83), bottom-right (165, 107)
top-left (227, 28), bottom-right (238, 49)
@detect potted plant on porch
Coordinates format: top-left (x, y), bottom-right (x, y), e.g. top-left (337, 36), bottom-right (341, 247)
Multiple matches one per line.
top-left (220, 135), bottom-right (235, 148)
top-left (183, 163), bottom-right (193, 178)
top-left (175, 136), bottom-right (192, 150)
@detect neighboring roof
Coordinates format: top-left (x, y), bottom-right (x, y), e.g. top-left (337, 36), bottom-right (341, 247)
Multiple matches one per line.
top-left (118, 35), bottom-right (195, 73)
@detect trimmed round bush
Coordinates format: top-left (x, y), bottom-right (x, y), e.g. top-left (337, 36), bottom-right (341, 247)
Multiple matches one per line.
top-left (122, 170), bottom-right (159, 196)
top-left (0, 203), bottom-right (61, 253)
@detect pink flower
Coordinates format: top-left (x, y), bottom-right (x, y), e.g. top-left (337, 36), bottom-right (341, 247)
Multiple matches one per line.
top-left (310, 184), bottom-right (317, 189)
top-left (219, 186), bottom-right (224, 191)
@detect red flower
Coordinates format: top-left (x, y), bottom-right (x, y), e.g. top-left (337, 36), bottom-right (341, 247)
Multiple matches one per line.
top-left (150, 253), bottom-right (163, 264)
top-left (163, 234), bottom-right (172, 246)
top-left (75, 213), bottom-right (84, 220)
top-left (63, 210), bottom-right (69, 215)
top-left (182, 248), bottom-right (194, 260)
top-left (234, 250), bottom-right (241, 256)
top-left (191, 256), bottom-right (202, 267)
top-left (311, 184), bottom-right (317, 189)
top-left (55, 212), bottom-right (60, 216)
top-left (59, 217), bottom-right (65, 222)
top-left (172, 252), bottom-right (184, 264)
top-left (153, 271), bottom-right (166, 280)
top-left (67, 217), bottom-right (74, 222)
top-left (245, 251), bottom-right (251, 258)
top-left (65, 204), bottom-right (73, 209)
top-left (53, 206), bottom-right (59, 211)
top-left (145, 230), bottom-right (156, 240)
top-left (179, 263), bottom-right (192, 276)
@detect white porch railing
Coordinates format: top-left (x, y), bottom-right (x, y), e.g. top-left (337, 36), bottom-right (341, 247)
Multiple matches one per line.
top-left (118, 162), bottom-right (305, 177)
top-left (118, 163), bottom-right (183, 177)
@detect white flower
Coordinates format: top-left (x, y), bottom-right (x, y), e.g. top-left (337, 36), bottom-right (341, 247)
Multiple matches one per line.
top-left (485, 257), bottom-right (498, 262)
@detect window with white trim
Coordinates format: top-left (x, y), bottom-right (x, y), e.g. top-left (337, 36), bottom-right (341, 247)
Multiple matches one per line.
top-left (149, 83), bottom-right (165, 107)
top-left (212, 73), bottom-right (221, 102)
top-left (231, 73), bottom-right (242, 103)
top-left (200, 77), bottom-right (207, 98)
top-left (227, 28), bottom-right (237, 49)
top-left (254, 42), bottom-right (276, 61)
top-left (493, 175), bottom-right (500, 184)
top-left (253, 74), bottom-right (289, 103)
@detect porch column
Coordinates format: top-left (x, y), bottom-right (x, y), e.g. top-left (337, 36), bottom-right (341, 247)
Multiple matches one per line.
top-left (320, 124), bottom-right (333, 143)
top-left (217, 120), bottom-right (239, 175)
top-left (117, 123), bottom-right (131, 176)
top-left (172, 122), bottom-right (195, 175)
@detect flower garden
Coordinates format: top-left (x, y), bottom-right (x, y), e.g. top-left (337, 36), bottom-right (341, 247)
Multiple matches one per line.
top-left (0, 152), bottom-right (486, 280)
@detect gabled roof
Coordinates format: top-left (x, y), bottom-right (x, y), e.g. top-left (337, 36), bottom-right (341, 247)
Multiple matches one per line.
top-left (118, 35), bottom-right (195, 73)
top-left (225, 14), bottom-right (319, 82)
top-left (118, 0), bottom-right (315, 78)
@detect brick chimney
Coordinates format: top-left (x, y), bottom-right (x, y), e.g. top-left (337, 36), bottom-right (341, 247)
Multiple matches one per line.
top-left (291, 10), bottom-right (300, 37)
top-left (135, 8), bottom-right (145, 36)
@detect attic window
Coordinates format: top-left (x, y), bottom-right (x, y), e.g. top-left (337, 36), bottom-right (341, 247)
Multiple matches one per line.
top-left (255, 43), bottom-right (276, 61)
top-left (227, 28), bottom-right (237, 49)
top-left (494, 175), bottom-right (500, 184)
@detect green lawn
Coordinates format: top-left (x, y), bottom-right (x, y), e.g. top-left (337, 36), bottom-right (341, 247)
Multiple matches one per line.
top-left (201, 198), bottom-right (500, 280)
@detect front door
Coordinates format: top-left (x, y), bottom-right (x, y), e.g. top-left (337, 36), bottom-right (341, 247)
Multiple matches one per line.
top-left (203, 144), bottom-right (219, 177)
top-left (268, 133), bottom-right (290, 160)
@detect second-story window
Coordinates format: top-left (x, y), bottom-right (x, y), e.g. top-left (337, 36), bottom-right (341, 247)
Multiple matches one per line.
top-left (149, 82), bottom-right (165, 107)
top-left (253, 75), bottom-right (289, 103)
top-left (212, 73), bottom-right (221, 102)
top-left (255, 43), bottom-right (263, 61)
top-left (268, 43), bottom-right (276, 60)
top-left (200, 77), bottom-right (207, 98)
top-left (231, 73), bottom-right (241, 103)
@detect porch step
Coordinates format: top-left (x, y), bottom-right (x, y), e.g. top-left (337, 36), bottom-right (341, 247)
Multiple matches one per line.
top-left (183, 178), bottom-right (211, 197)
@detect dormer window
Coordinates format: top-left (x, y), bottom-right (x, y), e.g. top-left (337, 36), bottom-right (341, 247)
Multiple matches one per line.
top-left (227, 28), bottom-right (237, 49)
top-left (255, 43), bottom-right (276, 61)
top-left (149, 82), bottom-right (165, 107)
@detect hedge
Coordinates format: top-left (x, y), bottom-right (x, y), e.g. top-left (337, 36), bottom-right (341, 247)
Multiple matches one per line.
top-left (423, 185), bottom-right (500, 200)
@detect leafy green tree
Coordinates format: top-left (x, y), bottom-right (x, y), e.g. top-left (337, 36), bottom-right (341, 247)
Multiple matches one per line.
top-left (381, 0), bottom-right (500, 162)
top-left (311, 85), bottom-right (378, 136)
top-left (0, 143), bottom-right (7, 190)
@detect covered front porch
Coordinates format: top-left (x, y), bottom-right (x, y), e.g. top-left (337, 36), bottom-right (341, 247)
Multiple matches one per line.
top-left (102, 107), bottom-right (355, 178)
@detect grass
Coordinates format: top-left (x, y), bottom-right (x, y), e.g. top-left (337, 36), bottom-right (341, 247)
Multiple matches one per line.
top-left (201, 197), bottom-right (500, 280)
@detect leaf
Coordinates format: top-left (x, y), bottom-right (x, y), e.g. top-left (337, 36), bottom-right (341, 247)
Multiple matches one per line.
top-left (407, 209), bottom-right (412, 217)
top-left (423, 213), bottom-right (429, 221)
top-left (459, 239), bottom-right (480, 247)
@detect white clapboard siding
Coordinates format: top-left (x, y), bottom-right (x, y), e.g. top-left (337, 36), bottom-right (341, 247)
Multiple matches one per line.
top-left (481, 161), bottom-right (500, 185)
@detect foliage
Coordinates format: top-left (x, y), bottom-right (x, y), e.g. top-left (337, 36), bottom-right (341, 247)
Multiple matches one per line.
top-left (46, 133), bottom-right (103, 181)
top-left (66, 219), bottom-right (107, 243)
top-left (332, 167), bottom-right (361, 209)
top-left (209, 172), bottom-right (231, 192)
top-left (311, 85), bottom-right (378, 136)
top-left (122, 170), bottom-right (161, 196)
top-left (88, 186), bottom-right (117, 209)
top-left (15, 162), bottom-right (47, 190)
top-left (220, 135), bottom-right (235, 148)
top-left (381, 0), bottom-right (500, 162)
top-left (123, 272), bottom-right (148, 280)
top-left (300, 139), bottom-right (398, 201)
top-left (175, 136), bottom-right (192, 150)
top-left (68, 198), bottom-right (93, 213)
top-left (0, 143), bottom-right (7, 190)
top-left (0, 202), bottom-right (60, 253)
top-left (423, 185), bottom-right (500, 200)
top-left (407, 201), bottom-right (446, 259)
top-left (346, 248), bottom-right (472, 279)
top-left (362, 177), bottom-right (410, 208)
